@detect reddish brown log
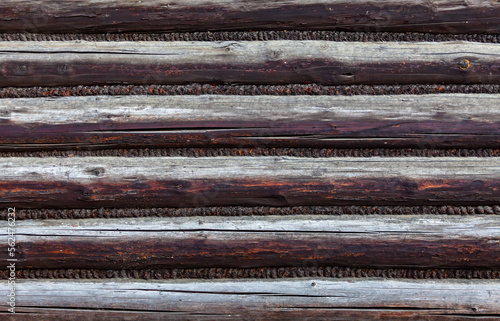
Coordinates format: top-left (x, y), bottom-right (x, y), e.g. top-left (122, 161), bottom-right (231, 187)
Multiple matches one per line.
top-left (4, 308), bottom-right (500, 321)
top-left (2, 123), bottom-right (500, 150)
top-left (2, 216), bottom-right (500, 270)
top-left (2, 178), bottom-right (500, 208)
top-left (7, 234), bottom-right (500, 270)
top-left (1, 157), bottom-right (500, 208)
top-left (1, 95), bottom-right (500, 151)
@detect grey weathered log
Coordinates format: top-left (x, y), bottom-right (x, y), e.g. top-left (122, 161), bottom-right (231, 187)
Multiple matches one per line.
top-left (8, 214), bottom-right (500, 237)
top-left (1, 94), bottom-right (500, 150)
top-left (0, 0), bottom-right (499, 34)
top-left (0, 41), bottom-right (499, 86)
top-left (2, 156), bottom-right (500, 207)
top-left (1, 215), bottom-right (500, 269)
top-left (0, 279), bottom-right (499, 320)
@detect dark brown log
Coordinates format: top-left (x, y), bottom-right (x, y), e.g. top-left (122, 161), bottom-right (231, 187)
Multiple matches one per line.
top-left (4, 178), bottom-right (500, 208)
top-left (4, 309), bottom-right (500, 321)
top-left (1, 279), bottom-right (499, 320)
top-left (0, 0), bottom-right (499, 34)
top-left (1, 95), bottom-right (500, 150)
top-left (0, 41), bottom-right (499, 87)
top-left (2, 216), bottom-right (500, 270)
top-left (2, 157), bottom-right (500, 208)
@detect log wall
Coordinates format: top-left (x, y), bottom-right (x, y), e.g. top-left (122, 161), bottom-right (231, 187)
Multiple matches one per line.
top-left (1, 1), bottom-right (499, 319)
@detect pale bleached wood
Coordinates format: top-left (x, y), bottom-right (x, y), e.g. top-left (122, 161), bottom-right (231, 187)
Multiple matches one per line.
top-left (0, 279), bottom-right (498, 320)
top-left (1, 94), bottom-right (499, 124)
top-left (0, 156), bottom-right (500, 183)
top-left (1, 156), bottom-right (500, 181)
top-left (1, 40), bottom-right (498, 64)
top-left (2, 215), bottom-right (499, 239)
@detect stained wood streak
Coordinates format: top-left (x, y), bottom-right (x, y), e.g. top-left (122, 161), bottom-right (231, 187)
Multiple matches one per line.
top-left (0, 0), bottom-right (499, 34)
top-left (1, 94), bottom-right (500, 150)
top-left (1, 215), bottom-right (500, 270)
top-left (1, 157), bottom-right (500, 208)
top-left (0, 41), bottom-right (499, 86)
top-left (1, 279), bottom-right (499, 320)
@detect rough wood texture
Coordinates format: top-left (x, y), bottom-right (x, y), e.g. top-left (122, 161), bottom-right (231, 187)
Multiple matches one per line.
top-left (1, 279), bottom-right (499, 320)
top-left (1, 94), bottom-right (500, 150)
top-left (2, 157), bottom-right (500, 208)
top-left (0, 41), bottom-right (499, 87)
top-left (2, 215), bottom-right (500, 270)
top-left (0, 0), bottom-right (499, 34)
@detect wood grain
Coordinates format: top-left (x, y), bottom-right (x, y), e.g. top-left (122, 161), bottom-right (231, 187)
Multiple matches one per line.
top-left (1, 94), bottom-right (500, 150)
top-left (1, 278), bottom-right (499, 320)
top-left (2, 215), bottom-right (500, 270)
top-left (2, 156), bottom-right (500, 208)
top-left (0, 0), bottom-right (499, 34)
top-left (0, 41), bottom-right (499, 86)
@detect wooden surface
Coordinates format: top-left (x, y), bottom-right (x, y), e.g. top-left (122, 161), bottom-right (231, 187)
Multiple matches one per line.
top-left (2, 215), bottom-right (500, 269)
top-left (1, 2), bottom-right (499, 319)
top-left (1, 278), bottom-right (499, 320)
top-left (1, 94), bottom-right (500, 150)
top-left (0, 0), bottom-right (499, 34)
top-left (0, 41), bottom-right (499, 87)
top-left (2, 157), bottom-right (500, 208)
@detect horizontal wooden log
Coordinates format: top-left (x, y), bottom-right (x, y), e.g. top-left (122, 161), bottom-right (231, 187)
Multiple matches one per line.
top-left (0, 41), bottom-right (499, 86)
top-left (0, 0), bottom-right (499, 34)
top-left (1, 279), bottom-right (499, 320)
top-left (2, 156), bottom-right (500, 208)
top-left (1, 94), bottom-right (500, 150)
top-left (2, 215), bottom-right (500, 270)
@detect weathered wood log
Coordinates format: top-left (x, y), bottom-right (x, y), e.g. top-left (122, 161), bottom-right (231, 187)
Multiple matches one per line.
top-left (1, 279), bottom-right (499, 320)
top-left (2, 215), bottom-right (500, 270)
top-left (0, 0), bottom-right (499, 34)
top-left (0, 41), bottom-right (499, 87)
top-left (2, 156), bottom-right (500, 208)
top-left (1, 94), bottom-right (500, 150)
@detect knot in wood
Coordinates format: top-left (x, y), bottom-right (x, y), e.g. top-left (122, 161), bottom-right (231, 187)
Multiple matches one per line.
top-left (458, 59), bottom-right (471, 70)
